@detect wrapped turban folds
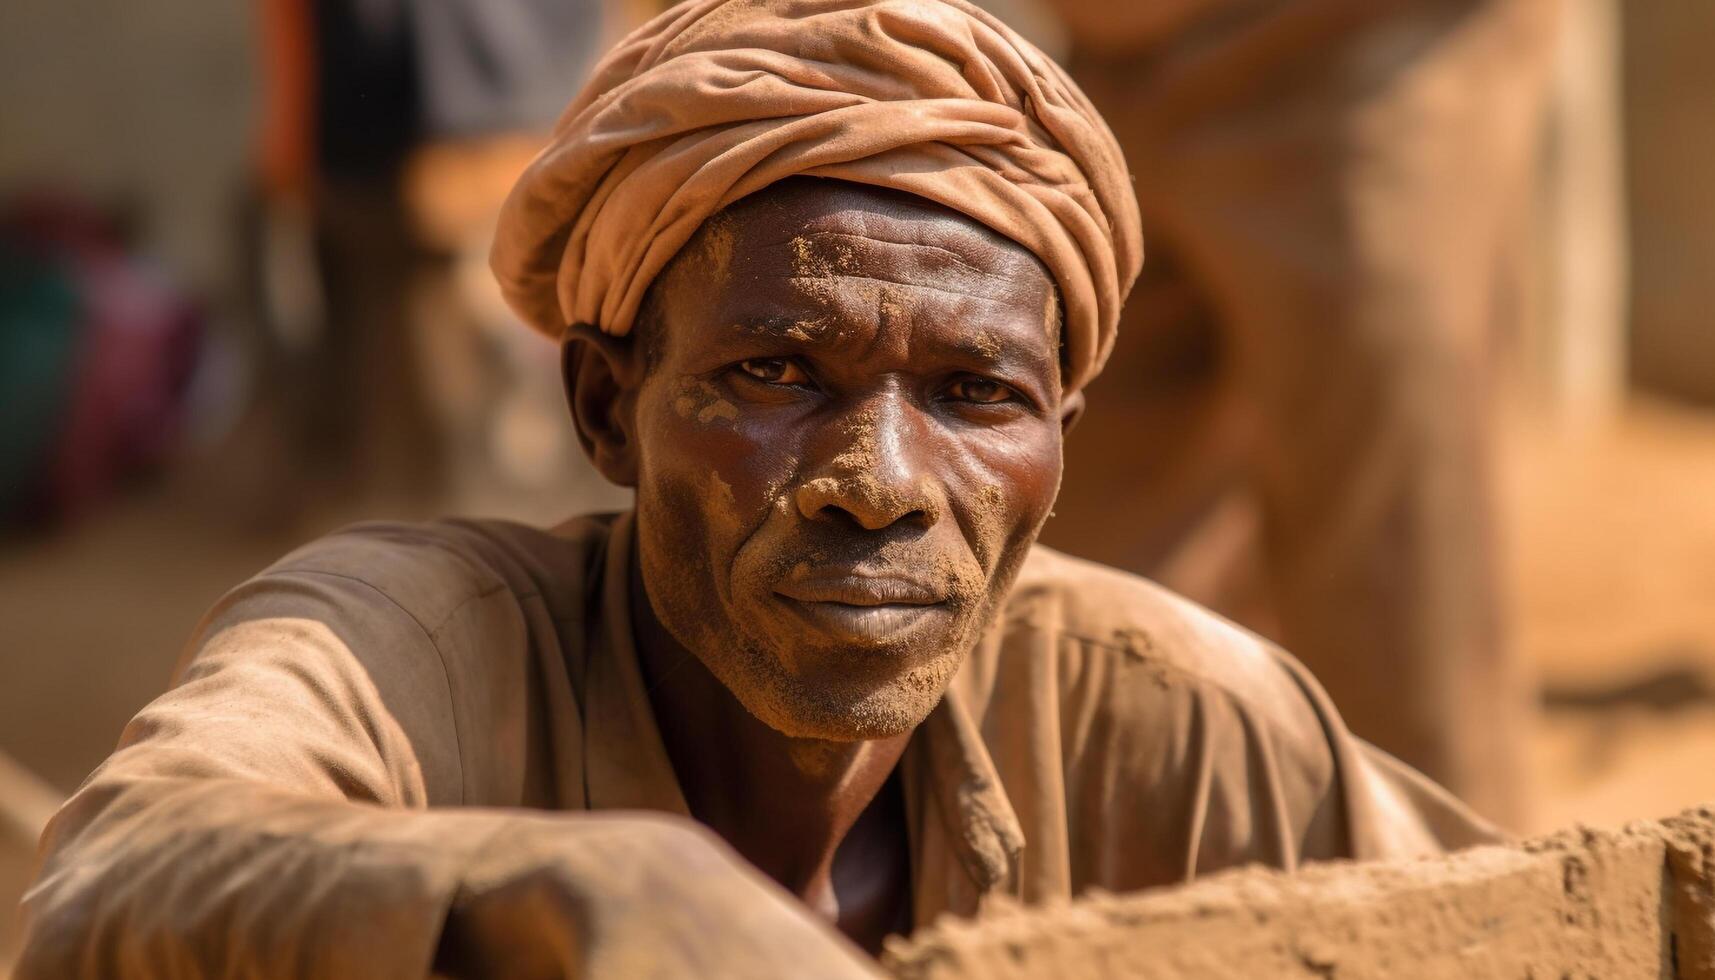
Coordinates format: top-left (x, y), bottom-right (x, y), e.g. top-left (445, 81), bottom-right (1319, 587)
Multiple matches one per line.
top-left (490, 0), bottom-right (1143, 394)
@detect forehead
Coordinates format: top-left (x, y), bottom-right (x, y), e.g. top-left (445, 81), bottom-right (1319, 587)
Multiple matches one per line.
top-left (654, 179), bottom-right (1059, 351)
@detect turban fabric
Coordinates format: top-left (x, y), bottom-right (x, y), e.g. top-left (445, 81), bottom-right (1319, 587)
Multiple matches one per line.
top-left (490, 0), bottom-right (1143, 393)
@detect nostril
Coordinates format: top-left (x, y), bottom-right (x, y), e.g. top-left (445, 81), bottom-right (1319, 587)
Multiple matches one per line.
top-left (892, 507), bottom-right (931, 529)
top-left (847, 505), bottom-right (931, 533)
top-left (794, 475), bottom-right (932, 530)
top-left (819, 504), bottom-right (874, 530)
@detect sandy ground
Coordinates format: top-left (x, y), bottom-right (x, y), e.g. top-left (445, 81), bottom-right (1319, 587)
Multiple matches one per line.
top-left (3, 396), bottom-right (1714, 969)
top-left (1508, 398), bottom-right (1715, 832)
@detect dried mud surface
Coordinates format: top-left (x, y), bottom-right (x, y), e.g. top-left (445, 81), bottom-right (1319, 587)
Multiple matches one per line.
top-left (886, 807), bottom-right (1715, 980)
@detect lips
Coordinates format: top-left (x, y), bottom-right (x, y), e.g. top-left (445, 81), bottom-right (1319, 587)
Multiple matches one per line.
top-left (773, 570), bottom-right (951, 645)
top-left (774, 574), bottom-right (943, 606)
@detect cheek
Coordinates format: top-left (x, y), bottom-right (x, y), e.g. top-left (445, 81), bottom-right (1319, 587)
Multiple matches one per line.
top-left (950, 422), bottom-right (1063, 566)
top-left (635, 380), bottom-right (804, 558)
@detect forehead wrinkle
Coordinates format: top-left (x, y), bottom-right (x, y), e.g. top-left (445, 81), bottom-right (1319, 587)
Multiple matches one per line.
top-left (688, 253), bottom-right (1052, 329)
top-left (857, 286), bottom-right (901, 364)
top-left (655, 183), bottom-right (1067, 395)
top-left (677, 212), bottom-right (1057, 363)
top-left (800, 197), bottom-right (1017, 254)
top-left (750, 230), bottom-right (1009, 283)
top-left (753, 271), bottom-right (1035, 305)
top-left (733, 243), bottom-right (1037, 306)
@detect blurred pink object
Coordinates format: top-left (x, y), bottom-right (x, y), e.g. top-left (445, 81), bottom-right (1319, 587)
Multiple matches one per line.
top-left (2, 194), bottom-right (202, 524)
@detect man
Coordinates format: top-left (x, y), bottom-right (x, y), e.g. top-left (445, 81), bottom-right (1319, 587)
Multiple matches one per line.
top-left (1034, 0), bottom-right (1559, 823)
top-left (18, 1), bottom-right (1497, 976)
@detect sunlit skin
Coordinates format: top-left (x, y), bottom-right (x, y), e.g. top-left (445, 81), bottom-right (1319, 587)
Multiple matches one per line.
top-left (563, 178), bottom-right (1081, 953)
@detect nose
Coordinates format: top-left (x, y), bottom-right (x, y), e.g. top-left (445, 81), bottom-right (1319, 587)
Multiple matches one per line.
top-left (794, 395), bottom-right (939, 531)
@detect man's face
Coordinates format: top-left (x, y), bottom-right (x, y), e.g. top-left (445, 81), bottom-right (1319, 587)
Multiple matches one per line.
top-left (625, 179), bottom-right (1066, 741)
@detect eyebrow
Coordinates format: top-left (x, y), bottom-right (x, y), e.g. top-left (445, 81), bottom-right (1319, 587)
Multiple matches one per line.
top-left (714, 309), bottom-right (832, 337)
top-left (922, 328), bottom-right (1056, 373)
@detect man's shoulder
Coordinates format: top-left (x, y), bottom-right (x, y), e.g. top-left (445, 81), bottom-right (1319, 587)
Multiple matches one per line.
top-left (995, 544), bottom-right (1330, 746)
top-left (979, 546), bottom-right (1347, 870)
top-left (1004, 544), bottom-right (1299, 701)
top-left (257, 512), bottom-right (619, 631)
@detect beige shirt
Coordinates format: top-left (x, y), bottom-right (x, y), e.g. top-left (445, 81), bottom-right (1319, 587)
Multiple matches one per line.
top-left (19, 513), bottom-right (1496, 978)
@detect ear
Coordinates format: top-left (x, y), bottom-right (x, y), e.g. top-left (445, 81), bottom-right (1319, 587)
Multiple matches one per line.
top-left (1058, 390), bottom-right (1086, 437)
top-left (562, 323), bottom-right (645, 487)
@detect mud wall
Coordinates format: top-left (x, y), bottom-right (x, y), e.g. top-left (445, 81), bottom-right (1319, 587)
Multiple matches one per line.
top-left (885, 806), bottom-right (1715, 979)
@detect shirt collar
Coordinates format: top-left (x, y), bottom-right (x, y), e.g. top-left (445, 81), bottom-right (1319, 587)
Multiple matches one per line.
top-left (580, 511), bottom-right (693, 817)
top-left (911, 681), bottom-right (1027, 892)
top-left (581, 511), bottom-right (1025, 892)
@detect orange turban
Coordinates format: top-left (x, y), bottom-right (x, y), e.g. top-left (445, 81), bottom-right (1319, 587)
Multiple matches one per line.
top-left (490, 0), bottom-right (1143, 393)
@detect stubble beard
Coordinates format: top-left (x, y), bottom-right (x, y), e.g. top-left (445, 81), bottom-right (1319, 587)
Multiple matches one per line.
top-left (637, 478), bottom-right (1042, 742)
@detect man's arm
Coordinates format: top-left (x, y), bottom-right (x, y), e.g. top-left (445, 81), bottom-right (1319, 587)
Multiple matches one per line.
top-left (17, 564), bottom-right (878, 978)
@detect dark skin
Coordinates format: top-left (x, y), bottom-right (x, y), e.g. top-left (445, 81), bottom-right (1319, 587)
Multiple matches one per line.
top-left (565, 178), bottom-right (1082, 954)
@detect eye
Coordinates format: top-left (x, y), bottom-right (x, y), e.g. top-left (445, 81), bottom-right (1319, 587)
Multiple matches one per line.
top-left (736, 358), bottom-right (810, 385)
top-left (945, 375), bottom-right (1016, 405)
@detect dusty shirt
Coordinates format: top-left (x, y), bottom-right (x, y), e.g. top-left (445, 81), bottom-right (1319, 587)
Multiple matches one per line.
top-left (19, 512), bottom-right (1497, 978)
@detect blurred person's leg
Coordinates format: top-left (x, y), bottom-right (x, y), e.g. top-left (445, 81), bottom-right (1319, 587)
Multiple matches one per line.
top-left (405, 140), bottom-right (539, 511)
top-left (1044, 241), bottom-right (1269, 626)
top-left (1043, 0), bottom-right (1558, 823)
top-left (305, 176), bottom-right (446, 507)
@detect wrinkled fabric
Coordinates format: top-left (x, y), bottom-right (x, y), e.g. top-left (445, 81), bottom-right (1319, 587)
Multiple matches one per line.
top-left (19, 513), bottom-right (1497, 977)
top-left (489, 0), bottom-right (1143, 394)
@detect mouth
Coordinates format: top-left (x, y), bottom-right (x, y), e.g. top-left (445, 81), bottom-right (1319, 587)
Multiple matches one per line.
top-left (773, 574), bottom-right (951, 646)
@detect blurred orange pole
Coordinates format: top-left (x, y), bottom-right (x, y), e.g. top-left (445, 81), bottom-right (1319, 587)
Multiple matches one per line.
top-left (257, 0), bottom-right (316, 200)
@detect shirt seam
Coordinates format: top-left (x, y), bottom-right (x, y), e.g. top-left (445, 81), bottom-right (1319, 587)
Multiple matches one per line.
top-left (288, 567), bottom-right (476, 805)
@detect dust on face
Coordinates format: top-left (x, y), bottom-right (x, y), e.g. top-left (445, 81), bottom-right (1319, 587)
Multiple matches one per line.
top-left (631, 178), bottom-right (1066, 741)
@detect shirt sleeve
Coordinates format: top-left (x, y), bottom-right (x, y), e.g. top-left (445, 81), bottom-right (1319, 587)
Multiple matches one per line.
top-left (1052, 595), bottom-right (1503, 894)
top-left (1199, 643), bottom-right (1508, 869)
top-left (1297, 673), bottom-right (1508, 860)
top-left (16, 559), bottom-right (877, 979)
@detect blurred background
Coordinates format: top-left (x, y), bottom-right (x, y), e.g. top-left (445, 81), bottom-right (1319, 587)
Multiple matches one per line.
top-left (2, 0), bottom-right (1713, 970)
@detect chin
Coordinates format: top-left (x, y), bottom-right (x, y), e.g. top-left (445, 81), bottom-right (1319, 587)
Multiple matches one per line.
top-left (716, 643), bottom-right (966, 741)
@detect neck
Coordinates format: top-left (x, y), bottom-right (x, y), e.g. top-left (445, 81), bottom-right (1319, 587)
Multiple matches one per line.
top-left (628, 552), bottom-right (911, 904)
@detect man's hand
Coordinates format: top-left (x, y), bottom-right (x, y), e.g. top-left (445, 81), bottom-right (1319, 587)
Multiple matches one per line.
top-left (433, 813), bottom-right (884, 979)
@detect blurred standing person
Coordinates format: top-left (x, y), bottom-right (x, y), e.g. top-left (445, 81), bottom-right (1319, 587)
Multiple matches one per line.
top-left (1034, 0), bottom-right (1559, 824)
top-left (247, 0), bottom-right (629, 518)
